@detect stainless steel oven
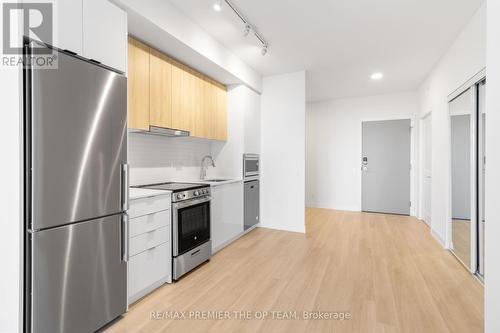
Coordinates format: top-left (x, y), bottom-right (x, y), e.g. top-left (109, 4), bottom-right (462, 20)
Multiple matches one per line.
top-left (243, 154), bottom-right (260, 179)
top-left (172, 194), bottom-right (212, 280)
top-left (172, 196), bottom-right (211, 256)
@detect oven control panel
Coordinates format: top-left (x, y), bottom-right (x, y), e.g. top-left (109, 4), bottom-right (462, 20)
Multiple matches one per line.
top-left (173, 187), bottom-right (211, 202)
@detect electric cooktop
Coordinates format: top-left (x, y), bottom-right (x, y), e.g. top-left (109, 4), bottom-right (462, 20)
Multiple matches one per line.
top-left (135, 182), bottom-right (208, 192)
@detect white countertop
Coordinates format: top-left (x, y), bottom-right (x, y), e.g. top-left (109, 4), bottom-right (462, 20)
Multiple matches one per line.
top-left (133, 178), bottom-right (244, 188)
top-left (129, 187), bottom-right (172, 200)
top-left (195, 179), bottom-right (243, 186)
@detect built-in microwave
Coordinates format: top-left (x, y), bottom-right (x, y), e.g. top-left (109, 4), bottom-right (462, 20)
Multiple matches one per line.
top-left (243, 154), bottom-right (260, 179)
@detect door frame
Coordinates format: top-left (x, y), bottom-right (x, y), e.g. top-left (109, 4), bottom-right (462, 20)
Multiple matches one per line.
top-left (447, 68), bottom-right (486, 274)
top-left (419, 111), bottom-right (432, 226)
top-left (359, 116), bottom-right (416, 216)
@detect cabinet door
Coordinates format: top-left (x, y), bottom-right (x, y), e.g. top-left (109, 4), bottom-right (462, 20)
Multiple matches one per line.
top-left (211, 183), bottom-right (244, 253)
top-left (194, 76), bottom-right (207, 138)
top-left (215, 85), bottom-right (228, 141)
top-left (150, 49), bottom-right (172, 129)
top-left (53, 0), bottom-right (83, 54)
top-left (128, 37), bottom-right (150, 131)
top-left (203, 80), bottom-right (218, 140)
top-left (83, 0), bottom-right (127, 72)
top-left (172, 64), bottom-right (195, 133)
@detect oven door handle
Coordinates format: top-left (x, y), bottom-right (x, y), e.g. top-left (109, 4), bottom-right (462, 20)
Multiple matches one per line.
top-left (172, 196), bottom-right (211, 209)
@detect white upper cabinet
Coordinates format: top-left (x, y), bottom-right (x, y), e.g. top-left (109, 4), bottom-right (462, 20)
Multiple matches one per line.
top-left (83, 0), bottom-right (128, 72)
top-left (52, 0), bottom-right (127, 72)
top-left (53, 0), bottom-right (83, 54)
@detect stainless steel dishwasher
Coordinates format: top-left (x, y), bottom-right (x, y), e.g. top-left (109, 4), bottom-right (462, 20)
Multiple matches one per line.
top-left (244, 180), bottom-right (260, 230)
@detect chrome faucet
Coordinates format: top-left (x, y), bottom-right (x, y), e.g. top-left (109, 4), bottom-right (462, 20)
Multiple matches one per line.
top-left (200, 155), bottom-right (216, 180)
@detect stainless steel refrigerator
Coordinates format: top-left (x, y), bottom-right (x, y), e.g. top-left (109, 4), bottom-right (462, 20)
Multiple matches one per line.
top-left (23, 40), bottom-right (129, 333)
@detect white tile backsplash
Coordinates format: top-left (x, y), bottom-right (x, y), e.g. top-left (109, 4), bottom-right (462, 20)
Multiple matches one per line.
top-left (128, 132), bottom-right (213, 185)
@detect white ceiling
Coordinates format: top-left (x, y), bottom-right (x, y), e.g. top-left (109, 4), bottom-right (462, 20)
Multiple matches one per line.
top-left (168, 0), bottom-right (484, 102)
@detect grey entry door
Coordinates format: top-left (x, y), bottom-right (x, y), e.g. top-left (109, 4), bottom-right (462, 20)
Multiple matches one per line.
top-left (362, 119), bottom-right (411, 215)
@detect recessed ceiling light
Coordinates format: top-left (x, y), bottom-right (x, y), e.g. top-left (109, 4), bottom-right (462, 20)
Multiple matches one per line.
top-left (371, 72), bottom-right (384, 80)
top-left (213, 0), bottom-right (222, 12)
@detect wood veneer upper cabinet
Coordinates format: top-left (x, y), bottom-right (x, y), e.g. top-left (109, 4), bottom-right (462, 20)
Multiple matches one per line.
top-left (203, 80), bottom-right (218, 140)
top-left (127, 37), bottom-right (228, 139)
top-left (171, 63), bottom-right (196, 134)
top-left (215, 85), bottom-right (228, 141)
top-left (149, 49), bottom-right (172, 129)
top-left (128, 37), bottom-right (150, 131)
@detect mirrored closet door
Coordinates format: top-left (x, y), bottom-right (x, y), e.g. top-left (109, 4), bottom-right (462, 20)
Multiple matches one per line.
top-left (448, 73), bottom-right (486, 278)
top-left (450, 88), bottom-right (473, 269)
top-left (478, 80), bottom-right (486, 278)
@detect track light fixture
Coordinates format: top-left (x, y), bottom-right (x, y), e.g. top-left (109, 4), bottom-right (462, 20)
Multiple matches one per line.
top-left (213, 0), bottom-right (222, 12)
top-left (261, 44), bottom-right (268, 56)
top-left (243, 24), bottom-right (252, 37)
top-left (215, 0), bottom-right (269, 56)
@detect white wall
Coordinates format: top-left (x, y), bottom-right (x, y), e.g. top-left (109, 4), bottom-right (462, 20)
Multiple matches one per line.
top-left (306, 92), bottom-right (419, 212)
top-left (260, 71), bottom-right (306, 233)
top-left (418, 4), bottom-right (486, 247)
top-left (243, 87), bottom-right (261, 154)
top-left (212, 85), bottom-right (261, 177)
top-left (485, 0), bottom-right (500, 331)
top-left (0, 47), bottom-right (22, 333)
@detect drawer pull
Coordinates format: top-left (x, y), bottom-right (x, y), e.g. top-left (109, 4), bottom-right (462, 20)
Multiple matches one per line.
top-left (191, 249), bottom-right (201, 256)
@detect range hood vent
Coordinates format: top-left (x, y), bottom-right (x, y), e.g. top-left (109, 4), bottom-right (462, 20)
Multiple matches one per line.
top-left (138, 125), bottom-right (190, 137)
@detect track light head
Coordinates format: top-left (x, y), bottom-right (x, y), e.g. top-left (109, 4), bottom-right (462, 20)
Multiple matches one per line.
top-left (243, 24), bottom-right (252, 37)
top-left (213, 0), bottom-right (222, 12)
top-left (261, 44), bottom-right (268, 56)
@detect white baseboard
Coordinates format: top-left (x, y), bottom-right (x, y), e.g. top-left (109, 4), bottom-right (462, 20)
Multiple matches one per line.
top-left (305, 201), bottom-right (360, 212)
top-left (431, 229), bottom-right (447, 249)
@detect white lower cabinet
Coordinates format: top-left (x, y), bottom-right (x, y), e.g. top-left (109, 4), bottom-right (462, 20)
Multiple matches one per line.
top-left (211, 182), bottom-right (244, 253)
top-left (129, 210), bottom-right (171, 235)
top-left (129, 243), bottom-right (170, 303)
top-left (129, 226), bottom-right (169, 257)
top-left (128, 193), bottom-right (172, 305)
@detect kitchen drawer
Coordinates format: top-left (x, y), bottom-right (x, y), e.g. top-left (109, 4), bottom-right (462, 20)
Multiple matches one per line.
top-left (129, 195), bottom-right (171, 218)
top-left (130, 226), bottom-right (169, 257)
top-left (130, 210), bottom-right (170, 237)
top-left (128, 243), bottom-right (170, 301)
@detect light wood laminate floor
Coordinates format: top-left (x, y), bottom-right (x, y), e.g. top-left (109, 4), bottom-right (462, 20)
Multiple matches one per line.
top-left (105, 208), bottom-right (483, 333)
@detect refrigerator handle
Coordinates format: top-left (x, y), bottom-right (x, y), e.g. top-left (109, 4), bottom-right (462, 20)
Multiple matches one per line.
top-left (121, 213), bottom-right (129, 262)
top-left (121, 164), bottom-right (130, 211)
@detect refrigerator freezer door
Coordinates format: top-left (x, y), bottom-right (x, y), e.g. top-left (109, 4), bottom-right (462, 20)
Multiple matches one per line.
top-left (30, 51), bottom-right (127, 230)
top-left (31, 214), bottom-right (127, 333)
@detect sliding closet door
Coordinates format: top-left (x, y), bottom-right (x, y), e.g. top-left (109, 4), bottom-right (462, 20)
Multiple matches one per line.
top-left (450, 89), bottom-right (473, 269)
top-left (478, 80), bottom-right (486, 277)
